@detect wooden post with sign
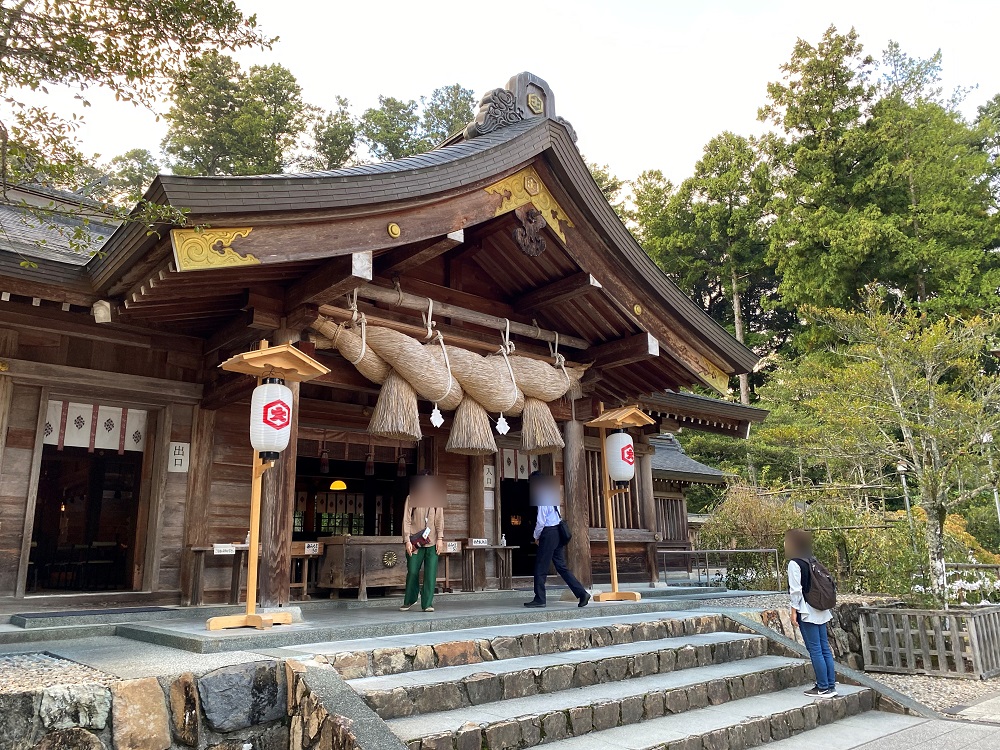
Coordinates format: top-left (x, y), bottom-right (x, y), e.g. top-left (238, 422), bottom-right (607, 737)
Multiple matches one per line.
top-left (586, 404), bottom-right (654, 602)
top-left (206, 341), bottom-right (328, 631)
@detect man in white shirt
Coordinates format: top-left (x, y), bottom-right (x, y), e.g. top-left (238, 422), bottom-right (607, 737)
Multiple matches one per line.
top-left (786, 529), bottom-right (836, 698)
top-left (524, 472), bottom-right (590, 608)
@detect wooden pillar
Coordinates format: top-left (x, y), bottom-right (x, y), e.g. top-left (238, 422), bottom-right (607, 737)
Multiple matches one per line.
top-left (637, 435), bottom-right (658, 586)
top-left (562, 417), bottom-right (592, 588)
top-left (258, 379), bottom-right (299, 608)
top-left (180, 406), bottom-right (216, 605)
top-left (469, 455), bottom-right (486, 588)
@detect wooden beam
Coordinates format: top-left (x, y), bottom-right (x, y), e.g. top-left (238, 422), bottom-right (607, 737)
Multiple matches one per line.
top-left (201, 371), bottom-right (255, 410)
top-left (285, 251), bottom-right (373, 309)
top-left (0, 357), bottom-right (204, 404)
top-left (375, 231), bottom-right (463, 276)
top-left (515, 272), bottom-right (602, 310)
top-left (205, 309), bottom-right (281, 355)
top-left (369, 276), bottom-right (515, 320)
top-left (15, 385), bottom-right (47, 598)
top-left (355, 284), bottom-right (590, 350)
top-left (587, 332), bottom-right (659, 368)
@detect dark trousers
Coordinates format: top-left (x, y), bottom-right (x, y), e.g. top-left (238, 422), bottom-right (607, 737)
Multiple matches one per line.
top-left (533, 526), bottom-right (586, 604)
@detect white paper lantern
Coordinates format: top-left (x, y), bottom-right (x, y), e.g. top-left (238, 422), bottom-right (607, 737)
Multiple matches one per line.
top-left (250, 378), bottom-right (294, 458)
top-left (605, 431), bottom-right (636, 482)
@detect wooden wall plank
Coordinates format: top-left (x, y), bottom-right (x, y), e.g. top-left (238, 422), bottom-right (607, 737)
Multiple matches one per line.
top-left (14, 385), bottom-right (47, 597)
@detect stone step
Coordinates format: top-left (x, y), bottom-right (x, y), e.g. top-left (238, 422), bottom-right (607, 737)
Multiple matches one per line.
top-left (461, 684), bottom-right (877, 750)
top-left (764, 712), bottom-right (948, 750)
top-left (352, 632), bottom-right (768, 719)
top-left (387, 654), bottom-right (812, 748)
top-left (313, 612), bottom-right (726, 679)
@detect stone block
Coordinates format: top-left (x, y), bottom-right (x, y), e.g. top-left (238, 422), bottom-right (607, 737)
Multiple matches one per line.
top-left (521, 635), bottom-right (539, 656)
top-left (465, 673), bottom-right (503, 705)
top-left (197, 661), bottom-right (286, 732)
top-left (833, 697), bottom-right (848, 720)
top-left (631, 652), bottom-right (659, 677)
top-left (664, 689), bottom-right (689, 714)
top-left (536, 632), bottom-right (557, 654)
top-left (517, 716), bottom-right (541, 746)
top-left (454, 723), bottom-right (482, 750)
top-left (770, 713), bottom-right (791, 741)
top-left (32, 728), bottom-right (106, 750)
top-left (620, 695), bottom-right (643, 726)
top-left (845, 692), bottom-right (860, 716)
top-left (574, 662), bottom-right (598, 687)
top-left (706, 679), bottom-right (729, 706)
top-left (802, 703), bottom-right (820, 730)
top-left (591, 701), bottom-right (619, 731)
top-left (817, 699), bottom-right (835, 725)
top-left (372, 648), bottom-right (407, 676)
top-left (568, 706), bottom-right (593, 735)
top-left (502, 671), bottom-right (537, 700)
top-left (757, 670), bottom-right (778, 693)
top-left (540, 712), bottom-right (568, 741)
top-left (367, 687), bottom-right (411, 719)
top-left (742, 672), bottom-right (760, 696)
top-left (686, 683), bottom-right (709, 710)
top-left (476, 640), bottom-right (496, 663)
top-left (433, 641), bottom-right (480, 667)
top-left (168, 673), bottom-right (199, 746)
top-left (483, 720), bottom-right (520, 750)
top-left (675, 646), bottom-right (697, 670)
top-left (742, 716), bottom-right (767, 746)
top-left (859, 689), bottom-right (874, 712)
top-left (490, 637), bottom-right (522, 660)
top-left (726, 724), bottom-right (746, 750)
top-left (609, 624), bottom-right (632, 645)
top-left (702, 728), bottom-right (729, 750)
top-left (727, 676), bottom-right (746, 701)
top-left (414, 683), bottom-right (464, 714)
top-left (420, 732), bottom-right (453, 750)
top-left (1, 691), bottom-right (40, 749)
top-left (669, 737), bottom-right (700, 750)
top-left (644, 691), bottom-right (665, 720)
top-left (540, 665), bottom-right (574, 693)
top-left (633, 622), bottom-right (657, 641)
top-left (598, 656), bottom-right (628, 683)
top-left (252, 724), bottom-right (290, 750)
top-left (289, 714), bottom-right (303, 750)
top-left (330, 652), bottom-right (369, 680)
top-left (777, 665), bottom-right (797, 689)
top-left (589, 627), bottom-right (611, 648)
top-left (658, 649), bottom-right (677, 673)
top-left (788, 707), bottom-right (805, 732)
top-left (40, 684), bottom-right (111, 730)
top-left (111, 678), bottom-right (170, 750)
top-left (695, 644), bottom-right (713, 666)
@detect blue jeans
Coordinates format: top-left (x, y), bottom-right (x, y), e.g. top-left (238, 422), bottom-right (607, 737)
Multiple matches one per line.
top-left (798, 619), bottom-right (836, 690)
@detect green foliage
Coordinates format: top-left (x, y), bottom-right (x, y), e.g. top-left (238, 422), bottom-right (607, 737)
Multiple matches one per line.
top-left (587, 162), bottom-right (627, 218)
top-left (358, 96), bottom-right (430, 161)
top-left (162, 53), bottom-right (308, 176)
top-left (305, 97), bottom-right (357, 171)
top-left (0, 0), bottom-right (267, 251)
top-left (421, 84), bottom-right (475, 144)
top-left (100, 149), bottom-right (162, 207)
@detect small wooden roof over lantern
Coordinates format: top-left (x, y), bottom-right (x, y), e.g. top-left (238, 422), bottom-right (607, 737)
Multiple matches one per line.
top-left (220, 341), bottom-right (330, 383)
top-left (586, 405), bottom-right (655, 430)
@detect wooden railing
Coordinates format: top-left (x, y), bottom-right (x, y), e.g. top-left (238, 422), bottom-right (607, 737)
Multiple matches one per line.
top-left (859, 605), bottom-right (1000, 680)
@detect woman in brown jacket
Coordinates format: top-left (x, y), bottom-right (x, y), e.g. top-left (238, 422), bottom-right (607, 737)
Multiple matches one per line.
top-left (400, 475), bottom-right (446, 612)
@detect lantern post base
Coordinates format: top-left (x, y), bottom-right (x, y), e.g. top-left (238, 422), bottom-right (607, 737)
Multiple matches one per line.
top-left (205, 612), bottom-right (294, 631)
top-left (594, 590), bottom-right (642, 603)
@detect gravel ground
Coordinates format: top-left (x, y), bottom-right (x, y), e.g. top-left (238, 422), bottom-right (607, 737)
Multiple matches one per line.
top-left (872, 672), bottom-right (1000, 713)
top-left (0, 652), bottom-right (117, 693)
top-left (685, 593), bottom-right (792, 610)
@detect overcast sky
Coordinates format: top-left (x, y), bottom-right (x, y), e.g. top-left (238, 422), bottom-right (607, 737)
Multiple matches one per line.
top-left (46, 0), bottom-right (1000, 184)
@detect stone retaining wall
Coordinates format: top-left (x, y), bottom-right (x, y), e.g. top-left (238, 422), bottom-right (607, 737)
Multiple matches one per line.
top-left (741, 599), bottom-right (902, 670)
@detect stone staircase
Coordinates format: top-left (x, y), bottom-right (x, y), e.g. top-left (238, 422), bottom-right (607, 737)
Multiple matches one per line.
top-left (309, 611), bottom-right (930, 750)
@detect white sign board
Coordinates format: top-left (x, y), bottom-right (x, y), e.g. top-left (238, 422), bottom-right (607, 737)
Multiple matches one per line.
top-left (484, 489), bottom-right (495, 511)
top-left (167, 442), bottom-right (190, 473)
top-left (445, 541), bottom-right (462, 554)
top-left (467, 537), bottom-right (489, 547)
top-left (213, 543), bottom-right (236, 555)
top-left (304, 542), bottom-right (320, 555)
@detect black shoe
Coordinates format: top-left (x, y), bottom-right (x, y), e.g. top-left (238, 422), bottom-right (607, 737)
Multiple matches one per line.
top-left (578, 592), bottom-right (591, 608)
top-left (524, 601), bottom-right (545, 608)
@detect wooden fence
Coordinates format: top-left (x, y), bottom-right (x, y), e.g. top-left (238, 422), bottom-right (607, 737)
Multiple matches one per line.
top-left (859, 606), bottom-right (1000, 680)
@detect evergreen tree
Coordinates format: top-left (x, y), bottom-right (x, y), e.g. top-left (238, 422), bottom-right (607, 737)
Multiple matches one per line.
top-left (421, 84), bottom-right (475, 143)
top-left (358, 96), bottom-right (429, 160)
top-left (305, 97), bottom-right (357, 170)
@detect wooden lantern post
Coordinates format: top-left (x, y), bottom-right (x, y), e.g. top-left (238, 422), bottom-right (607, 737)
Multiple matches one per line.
top-left (207, 341), bottom-right (329, 631)
top-left (586, 404), bottom-right (655, 603)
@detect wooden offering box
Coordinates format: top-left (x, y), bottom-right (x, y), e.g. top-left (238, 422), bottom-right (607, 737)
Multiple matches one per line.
top-left (316, 535), bottom-right (406, 590)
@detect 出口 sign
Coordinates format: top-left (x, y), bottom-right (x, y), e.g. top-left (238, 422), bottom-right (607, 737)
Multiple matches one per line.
top-left (167, 442), bottom-right (190, 473)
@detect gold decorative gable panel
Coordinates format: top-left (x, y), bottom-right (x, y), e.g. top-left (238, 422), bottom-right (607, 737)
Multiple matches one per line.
top-left (485, 166), bottom-right (573, 242)
top-left (170, 227), bottom-right (259, 271)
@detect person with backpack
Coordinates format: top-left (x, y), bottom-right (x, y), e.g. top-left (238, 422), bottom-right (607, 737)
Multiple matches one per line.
top-left (523, 471), bottom-right (590, 609)
top-left (785, 528), bottom-right (837, 698)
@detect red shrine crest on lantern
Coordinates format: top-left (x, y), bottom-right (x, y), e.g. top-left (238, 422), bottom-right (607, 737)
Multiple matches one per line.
top-left (620, 443), bottom-right (635, 466)
top-left (262, 399), bottom-right (290, 430)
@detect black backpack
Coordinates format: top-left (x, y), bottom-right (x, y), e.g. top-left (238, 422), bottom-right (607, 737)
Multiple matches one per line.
top-left (794, 556), bottom-right (837, 610)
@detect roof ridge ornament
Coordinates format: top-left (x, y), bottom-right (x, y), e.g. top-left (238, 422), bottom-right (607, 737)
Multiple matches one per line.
top-left (462, 72), bottom-right (577, 143)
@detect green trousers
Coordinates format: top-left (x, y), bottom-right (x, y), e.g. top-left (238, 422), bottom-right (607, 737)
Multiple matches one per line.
top-left (404, 545), bottom-right (439, 610)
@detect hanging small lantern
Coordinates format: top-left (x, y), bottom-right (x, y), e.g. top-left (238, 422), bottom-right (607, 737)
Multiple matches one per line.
top-left (250, 377), bottom-right (294, 460)
top-left (397, 453), bottom-right (407, 477)
top-left (365, 452), bottom-right (375, 476)
top-left (319, 432), bottom-right (329, 474)
top-left (605, 430), bottom-right (635, 483)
